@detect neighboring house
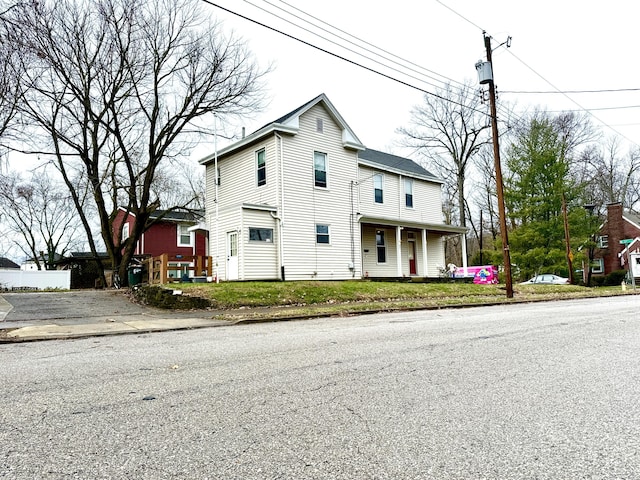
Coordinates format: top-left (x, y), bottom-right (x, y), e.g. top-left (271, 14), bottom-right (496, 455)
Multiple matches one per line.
top-left (112, 208), bottom-right (208, 281)
top-left (594, 202), bottom-right (640, 277)
top-left (198, 94), bottom-right (467, 281)
top-left (0, 257), bottom-right (20, 269)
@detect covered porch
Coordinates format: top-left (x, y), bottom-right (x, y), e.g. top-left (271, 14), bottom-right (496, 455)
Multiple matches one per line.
top-left (359, 217), bottom-right (467, 279)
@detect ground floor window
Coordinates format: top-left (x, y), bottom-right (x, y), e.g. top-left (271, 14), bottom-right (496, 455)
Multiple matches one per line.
top-left (249, 227), bottom-right (273, 242)
top-left (591, 258), bottom-right (604, 274)
top-left (376, 230), bottom-right (386, 263)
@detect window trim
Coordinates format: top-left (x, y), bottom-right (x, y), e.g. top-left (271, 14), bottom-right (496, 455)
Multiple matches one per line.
top-left (404, 178), bottom-right (414, 208)
top-left (599, 235), bottom-right (609, 248)
top-left (374, 173), bottom-right (384, 204)
top-left (314, 151), bottom-right (328, 188)
top-left (177, 224), bottom-right (192, 247)
top-left (376, 229), bottom-right (386, 264)
top-left (591, 258), bottom-right (604, 274)
top-left (249, 227), bottom-right (273, 243)
top-left (256, 148), bottom-right (266, 187)
top-left (316, 224), bottom-right (330, 244)
top-left (122, 222), bottom-right (129, 241)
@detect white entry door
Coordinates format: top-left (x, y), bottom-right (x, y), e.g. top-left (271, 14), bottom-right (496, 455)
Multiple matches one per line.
top-left (227, 231), bottom-right (239, 280)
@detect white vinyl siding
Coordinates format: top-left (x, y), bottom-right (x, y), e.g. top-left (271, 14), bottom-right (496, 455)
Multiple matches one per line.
top-left (242, 208), bottom-right (278, 280)
top-left (357, 166), bottom-right (442, 224)
top-left (280, 104), bottom-right (361, 280)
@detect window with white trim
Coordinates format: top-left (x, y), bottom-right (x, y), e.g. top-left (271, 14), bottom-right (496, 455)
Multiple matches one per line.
top-left (314, 151), bottom-right (327, 188)
top-left (316, 224), bottom-right (330, 244)
top-left (122, 222), bottom-right (129, 241)
top-left (376, 230), bottom-right (386, 263)
top-left (404, 178), bottom-right (414, 208)
top-left (598, 235), bottom-right (609, 248)
top-left (591, 258), bottom-right (604, 274)
top-left (178, 224), bottom-right (192, 246)
top-left (256, 149), bottom-right (266, 186)
top-left (374, 174), bottom-right (384, 204)
top-left (249, 228), bottom-right (273, 243)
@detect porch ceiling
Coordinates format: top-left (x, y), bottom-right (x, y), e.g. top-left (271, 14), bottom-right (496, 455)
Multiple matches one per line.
top-left (359, 215), bottom-right (467, 235)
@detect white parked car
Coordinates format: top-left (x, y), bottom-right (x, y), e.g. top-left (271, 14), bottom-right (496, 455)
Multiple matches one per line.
top-left (520, 274), bottom-right (570, 285)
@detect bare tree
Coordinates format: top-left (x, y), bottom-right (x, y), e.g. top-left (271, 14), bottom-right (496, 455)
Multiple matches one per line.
top-left (3, 0), bottom-right (267, 284)
top-left (0, 170), bottom-right (84, 269)
top-left (0, 2), bottom-right (23, 170)
top-left (576, 137), bottom-right (640, 210)
top-left (398, 81), bottom-right (492, 231)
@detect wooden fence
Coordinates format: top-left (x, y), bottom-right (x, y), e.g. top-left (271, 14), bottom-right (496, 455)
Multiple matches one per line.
top-left (146, 254), bottom-right (212, 284)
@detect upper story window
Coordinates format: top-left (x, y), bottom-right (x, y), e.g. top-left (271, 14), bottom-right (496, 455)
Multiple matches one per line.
top-left (373, 173), bottom-right (384, 204)
top-left (256, 149), bottom-right (266, 186)
top-left (178, 224), bottom-right (192, 246)
top-left (404, 178), bottom-right (414, 208)
top-left (316, 224), bottom-right (330, 244)
top-left (122, 222), bottom-right (129, 241)
top-left (598, 235), bottom-right (609, 248)
top-left (314, 151), bottom-right (327, 188)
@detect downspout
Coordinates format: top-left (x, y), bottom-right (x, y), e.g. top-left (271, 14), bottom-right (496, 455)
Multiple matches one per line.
top-left (275, 132), bottom-right (285, 280)
top-left (213, 114), bottom-right (220, 283)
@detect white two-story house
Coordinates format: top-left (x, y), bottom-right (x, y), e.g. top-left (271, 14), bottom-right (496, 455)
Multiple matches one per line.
top-left (199, 94), bottom-right (467, 281)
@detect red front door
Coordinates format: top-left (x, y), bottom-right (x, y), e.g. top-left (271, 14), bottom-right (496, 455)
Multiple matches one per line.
top-left (409, 240), bottom-right (417, 275)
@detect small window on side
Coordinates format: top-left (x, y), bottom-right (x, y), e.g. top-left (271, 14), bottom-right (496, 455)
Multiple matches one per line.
top-left (316, 224), bottom-right (330, 244)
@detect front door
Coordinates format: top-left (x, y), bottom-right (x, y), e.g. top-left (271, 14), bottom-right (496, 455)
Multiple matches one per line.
top-left (408, 239), bottom-right (417, 275)
top-left (227, 231), bottom-right (239, 280)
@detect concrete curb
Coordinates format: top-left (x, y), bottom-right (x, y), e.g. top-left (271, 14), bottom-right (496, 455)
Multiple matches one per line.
top-left (1, 291), bottom-right (636, 343)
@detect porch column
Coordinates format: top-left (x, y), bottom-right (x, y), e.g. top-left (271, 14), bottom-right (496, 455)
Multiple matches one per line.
top-left (396, 226), bottom-right (403, 277)
top-left (461, 233), bottom-right (468, 268)
top-left (422, 229), bottom-right (428, 276)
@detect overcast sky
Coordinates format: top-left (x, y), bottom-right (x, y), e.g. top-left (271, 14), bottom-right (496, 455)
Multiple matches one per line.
top-left (197, 0), bottom-right (640, 158)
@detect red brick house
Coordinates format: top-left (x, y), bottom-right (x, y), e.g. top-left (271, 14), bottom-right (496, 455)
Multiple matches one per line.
top-left (113, 208), bottom-right (208, 258)
top-left (594, 202), bottom-right (640, 277)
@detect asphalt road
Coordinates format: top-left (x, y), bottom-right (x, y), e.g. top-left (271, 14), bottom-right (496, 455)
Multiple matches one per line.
top-left (0, 289), bottom-right (213, 327)
top-left (2, 296), bottom-right (640, 479)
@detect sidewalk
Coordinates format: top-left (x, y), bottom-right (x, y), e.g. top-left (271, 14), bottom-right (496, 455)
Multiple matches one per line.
top-left (0, 315), bottom-right (234, 343)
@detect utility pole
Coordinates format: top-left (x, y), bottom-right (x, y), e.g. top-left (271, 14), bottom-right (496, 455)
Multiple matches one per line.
top-left (562, 193), bottom-right (574, 284)
top-left (477, 32), bottom-right (513, 298)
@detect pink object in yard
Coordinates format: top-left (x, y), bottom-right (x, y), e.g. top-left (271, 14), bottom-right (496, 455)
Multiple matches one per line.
top-left (453, 265), bottom-right (499, 284)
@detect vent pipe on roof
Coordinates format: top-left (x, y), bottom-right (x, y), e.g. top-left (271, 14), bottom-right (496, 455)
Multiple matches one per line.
top-left (242, 127), bottom-right (245, 139)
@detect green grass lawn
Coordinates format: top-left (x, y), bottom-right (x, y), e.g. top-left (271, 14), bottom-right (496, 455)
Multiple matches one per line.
top-left (175, 280), bottom-right (629, 311)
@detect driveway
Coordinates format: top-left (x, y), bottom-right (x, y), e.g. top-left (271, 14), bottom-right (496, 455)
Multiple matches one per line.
top-left (0, 289), bottom-right (213, 328)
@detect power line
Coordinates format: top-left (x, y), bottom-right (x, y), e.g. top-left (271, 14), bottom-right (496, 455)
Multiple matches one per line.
top-left (503, 88), bottom-right (640, 94)
top-left (202, 0), bottom-right (493, 118)
top-left (506, 49), bottom-right (639, 147)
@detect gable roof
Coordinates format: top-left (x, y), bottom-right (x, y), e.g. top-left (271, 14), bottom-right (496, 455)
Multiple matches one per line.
top-left (358, 149), bottom-right (442, 183)
top-left (199, 93), bottom-right (365, 165)
top-left (0, 257), bottom-right (19, 269)
top-left (623, 209), bottom-right (640, 230)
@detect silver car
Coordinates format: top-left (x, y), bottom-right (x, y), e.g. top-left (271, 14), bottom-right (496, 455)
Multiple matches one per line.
top-left (521, 274), bottom-right (570, 285)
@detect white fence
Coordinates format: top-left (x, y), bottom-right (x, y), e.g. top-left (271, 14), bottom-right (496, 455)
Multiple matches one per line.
top-left (0, 269), bottom-right (71, 290)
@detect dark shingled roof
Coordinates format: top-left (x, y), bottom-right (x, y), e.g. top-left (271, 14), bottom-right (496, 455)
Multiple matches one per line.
top-left (0, 257), bottom-right (20, 269)
top-left (148, 209), bottom-right (204, 223)
top-left (358, 149), bottom-right (439, 180)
